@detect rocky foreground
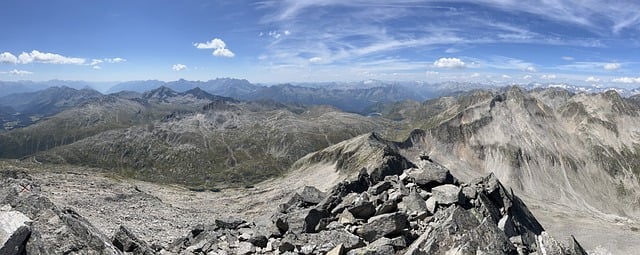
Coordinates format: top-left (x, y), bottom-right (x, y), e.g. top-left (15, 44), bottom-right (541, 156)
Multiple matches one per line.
top-left (1, 156), bottom-right (587, 255)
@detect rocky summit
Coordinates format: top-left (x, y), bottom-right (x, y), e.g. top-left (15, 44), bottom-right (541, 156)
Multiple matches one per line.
top-left (165, 156), bottom-right (587, 255)
top-left (1, 152), bottom-right (587, 254)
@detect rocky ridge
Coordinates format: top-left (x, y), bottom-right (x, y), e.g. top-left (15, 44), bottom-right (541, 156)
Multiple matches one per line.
top-left (166, 155), bottom-right (587, 255)
top-left (0, 144), bottom-right (587, 255)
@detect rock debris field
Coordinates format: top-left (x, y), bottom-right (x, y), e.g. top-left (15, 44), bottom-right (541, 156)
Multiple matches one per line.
top-left (1, 157), bottom-right (590, 255)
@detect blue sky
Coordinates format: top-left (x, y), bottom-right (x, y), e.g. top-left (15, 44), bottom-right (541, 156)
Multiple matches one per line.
top-left (1, 0), bottom-right (639, 86)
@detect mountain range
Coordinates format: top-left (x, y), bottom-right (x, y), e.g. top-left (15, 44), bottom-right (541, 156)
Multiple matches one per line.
top-left (1, 81), bottom-right (640, 253)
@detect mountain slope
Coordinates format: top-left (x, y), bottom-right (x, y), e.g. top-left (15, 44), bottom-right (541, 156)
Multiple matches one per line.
top-left (0, 87), bottom-right (234, 158)
top-left (36, 101), bottom-right (394, 187)
top-left (0, 86), bottom-right (103, 129)
top-left (396, 87), bottom-right (640, 220)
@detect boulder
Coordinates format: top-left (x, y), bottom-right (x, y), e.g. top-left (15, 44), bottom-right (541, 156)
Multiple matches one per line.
top-left (215, 217), bottom-right (246, 230)
top-left (357, 212), bottom-right (409, 242)
top-left (112, 225), bottom-right (154, 254)
top-left (348, 201), bottom-right (376, 220)
top-left (399, 191), bottom-right (427, 215)
top-left (431, 184), bottom-right (462, 205)
top-left (298, 186), bottom-right (327, 205)
top-left (406, 161), bottom-right (456, 189)
top-left (368, 181), bottom-right (391, 196)
top-left (404, 205), bottom-right (516, 254)
top-left (0, 208), bottom-right (32, 255)
top-left (281, 230), bottom-right (365, 253)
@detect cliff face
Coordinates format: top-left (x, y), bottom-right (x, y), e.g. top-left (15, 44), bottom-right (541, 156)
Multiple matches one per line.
top-left (399, 87), bottom-right (640, 220)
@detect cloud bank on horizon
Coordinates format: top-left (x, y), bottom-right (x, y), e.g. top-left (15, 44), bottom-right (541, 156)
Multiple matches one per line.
top-left (0, 0), bottom-right (639, 85)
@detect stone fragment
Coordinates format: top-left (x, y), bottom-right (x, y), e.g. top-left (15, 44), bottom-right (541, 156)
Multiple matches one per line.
top-left (431, 184), bottom-right (462, 205)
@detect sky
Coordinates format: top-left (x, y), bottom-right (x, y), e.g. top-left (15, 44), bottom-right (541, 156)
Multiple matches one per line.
top-left (1, 0), bottom-right (640, 86)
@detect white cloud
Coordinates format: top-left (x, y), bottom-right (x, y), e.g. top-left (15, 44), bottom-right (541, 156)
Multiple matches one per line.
top-left (213, 48), bottom-right (235, 58)
top-left (104, 57), bottom-right (126, 63)
top-left (426, 71), bottom-right (439, 76)
top-left (194, 38), bottom-right (226, 49)
top-left (502, 74), bottom-right (511, 79)
top-left (523, 75), bottom-right (532, 79)
top-left (6, 69), bottom-right (33, 75)
top-left (612, 77), bottom-right (640, 83)
top-left (470, 72), bottom-right (480, 77)
top-left (268, 31), bottom-right (282, 39)
top-left (541, 74), bottom-right (557, 79)
top-left (524, 66), bottom-right (537, 72)
top-left (92, 65), bottom-right (102, 70)
top-left (0, 52), bottom-right (18, 64)
top-left (585, 76), bottom-right (600, 82)
top-left (309, 57), bottom-right (322, 63)
top-left (172, 64), bottom-right (187, 71)
top-left (562, 56), bottom-right (574, 61)
top-left (433, 58), bottom-right (466, 68)
top-left (90, 59), bottom-right (103, 66)
top-left (603, 63), bottom-right (621, 70)
top-left (195, 38), bottom-right (235, 58)
top-left (284, 30), bottom-right (291, 35)
top-left (445, 48), bottom-right (460, 54)
top-left (17, 50), bottom-right (85, 64)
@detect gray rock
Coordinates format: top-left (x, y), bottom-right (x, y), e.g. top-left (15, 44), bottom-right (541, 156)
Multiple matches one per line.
top-left (406, 161), bottom-right (456, 189)
top-left (303, 209), bottom-right (330, 233)
top-left (0, 209), bottom-right (32, 255)
top-left (298, 186), bottom-right (327, 205)
top-left (326, 243), bottom-right (344, 255)
top-left (236, 241), bottom-right (255, 255)
top-left (404, 206), bottom-right (516, 254)
top-left (281, 208), bottom-right (330, 234)
top-left (568, 235), bottom-right (588, 255)
top-left (281, 230), bottom-right (365, 253)
top-left (215, 217), bottom-right (246, 230)
top-left (338, 211), bottom-right (357, 225)
top-left (358, 212), bottom-right (409, 242)
top-left (348, 201), bottom-right (376, 220)
top-left (112, 225), bottom-right (154, 254)
top-left (400, 191), bottom-right (427, 215)
top-left (248, 234), bottom-right (268, 248)
top-left (26, 207), bottom-right (120, 255)
top-left (498, 214), bottom-right (517, 238)
top-left (375, 200), bottom-right (397, 216)
top-left (346, 244), bottom-right (394, 255)
top-left (462, 186), bottom-right (477, 199)
top-left (368, 181), bottom-right (391, 196)
top-left (431, 184), bottom-right (462, 205)
top-left (425, 196), bottom-right (437, 214)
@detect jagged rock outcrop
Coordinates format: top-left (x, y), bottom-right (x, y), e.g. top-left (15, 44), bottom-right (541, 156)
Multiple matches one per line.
top-left (0, 169), bottom-right (128, 254)
top-left (169, 151), bottom-right (586, 254)
top-left (0, 205), bottom-right (32, 255)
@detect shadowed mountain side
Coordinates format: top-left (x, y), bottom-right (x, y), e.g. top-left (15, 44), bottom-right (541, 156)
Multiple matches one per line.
top-left (35, 102), bottom-right (394, 187)
top-left (396, 87), bottom-right (640, 220)
top-left (0, 87), bottom-right (235, 159)
top-left (0, 86), bottom-right (103, 129)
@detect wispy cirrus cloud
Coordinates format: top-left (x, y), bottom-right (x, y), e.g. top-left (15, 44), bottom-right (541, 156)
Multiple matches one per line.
top-left (0, 69), bottom-right (33, 75)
